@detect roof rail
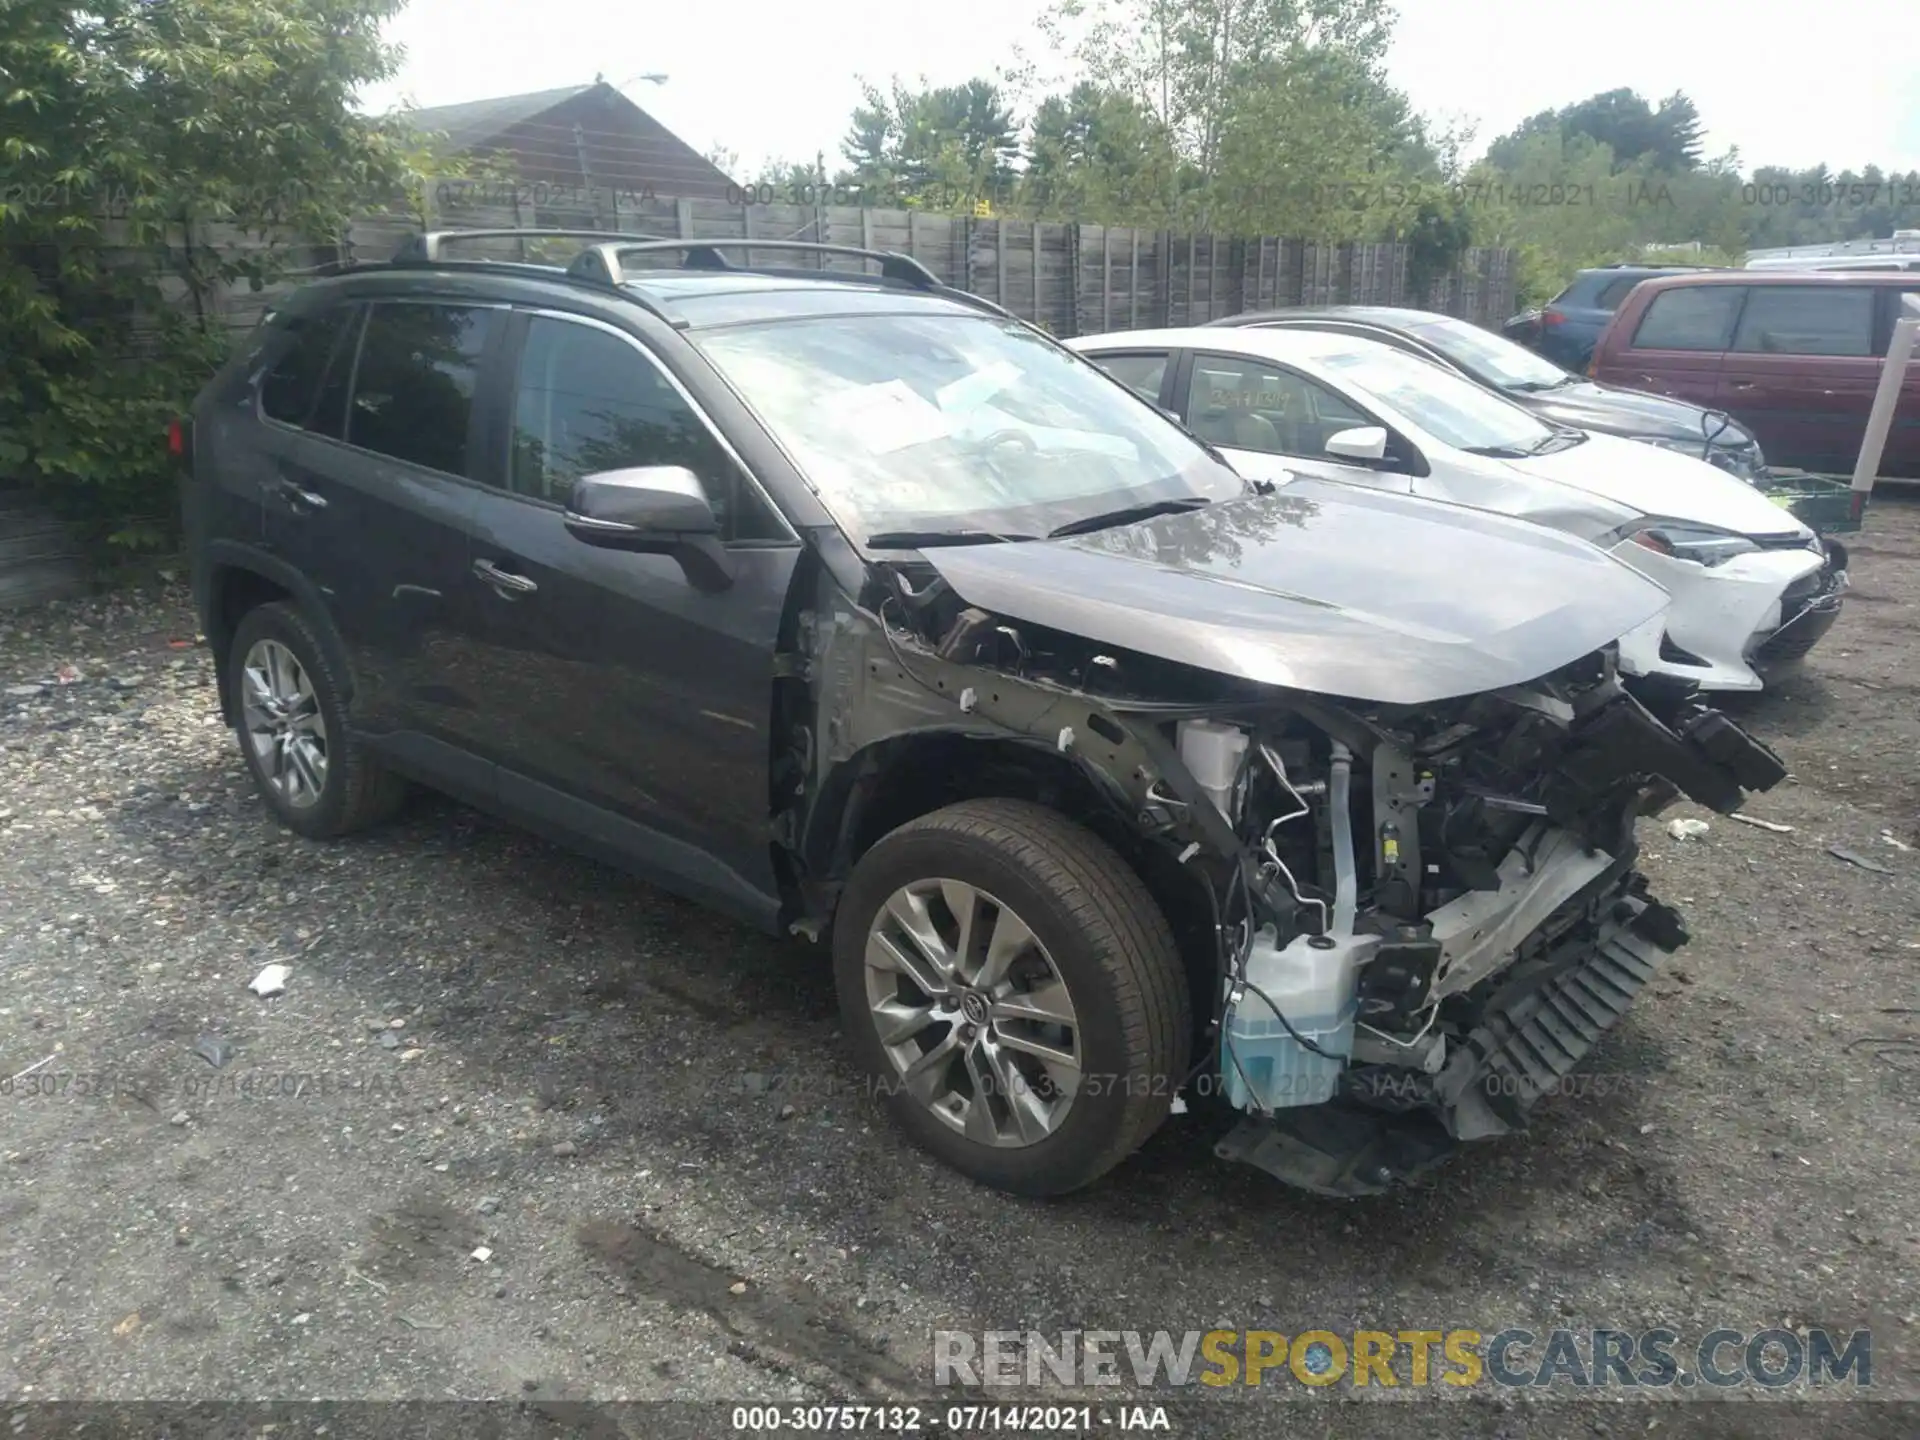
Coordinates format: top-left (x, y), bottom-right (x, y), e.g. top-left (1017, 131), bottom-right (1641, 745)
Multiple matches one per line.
top-left (567, 239), bottom-right (944, 290)
top-left (384, 227), bottom-right (1018, 327)
top-left (392, 229), bottom-right (667, 265)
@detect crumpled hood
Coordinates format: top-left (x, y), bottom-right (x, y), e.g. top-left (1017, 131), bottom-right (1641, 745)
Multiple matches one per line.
top-left (1509, 432), bottom-right (1810, 538)
top-left (1522, 381), bottom-right (1755, 449)
top-left (921, 480), bottom-right (1672, 705)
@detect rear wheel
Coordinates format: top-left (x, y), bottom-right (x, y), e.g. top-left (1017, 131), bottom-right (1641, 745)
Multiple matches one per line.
top-left (833, 799), bottom-right (1190, 1195)
top-left (228, 602), bottom-right (407, 839)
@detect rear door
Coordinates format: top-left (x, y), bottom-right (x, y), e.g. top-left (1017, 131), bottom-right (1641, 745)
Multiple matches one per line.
top-left (1718, 284), bottom-right (1878, 473)
top-left (261, 298), bottom-right (503, 772)
top-left (455, 309), bottom-right (802, 920)
top-left (1599, 284), bottom-right (1744, 407)
top-left (1174, 350), bottom-right (1416, 491)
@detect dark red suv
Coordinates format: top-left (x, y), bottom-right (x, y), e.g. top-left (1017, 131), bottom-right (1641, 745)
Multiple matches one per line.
top-left (1590, 271), bottom-right (1920, 477)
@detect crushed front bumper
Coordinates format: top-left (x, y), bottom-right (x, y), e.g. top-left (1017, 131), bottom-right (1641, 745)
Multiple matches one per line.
top-left (1212, 683), bottom-right (1781, 1198)
top-left (1613, 541), bottom-right (1830, 691)
top-left (1215, 883), bottom-right (1682, 1197)
top-left (1752, 538), bottom-right (1848, 668)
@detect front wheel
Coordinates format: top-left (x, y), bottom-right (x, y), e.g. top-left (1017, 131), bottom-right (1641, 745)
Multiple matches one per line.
top-left (832, 799), bottom-right (1190, 1196)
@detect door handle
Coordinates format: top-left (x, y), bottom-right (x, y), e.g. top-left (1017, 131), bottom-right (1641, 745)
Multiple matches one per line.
top-left (473, 558), bottom-right (538, 596)
top-left (277, 476), bottom-right (328, 510)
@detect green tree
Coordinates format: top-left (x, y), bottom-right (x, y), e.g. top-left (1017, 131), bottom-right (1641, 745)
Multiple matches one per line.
top-left (1020, 81), bottom-right (1180, 223)
top-left (1487, 88), bottom-right (1705, 174)
top-left (0, 0), bottom-right (429, 546)
top-left (1037, 0), bottom-right (1424, 233)
top-left (1738, 163), bottom-right (1920, 248)
top-left (839, 77), bottom-right (1021, 208)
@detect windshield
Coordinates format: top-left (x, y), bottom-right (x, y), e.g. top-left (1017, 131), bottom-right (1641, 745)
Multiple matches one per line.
top-left (1317, 346), bottom-right (1558, 454)
top-left (1405, 316), bottom-right (1571, 390)
top-left (692, 313), bottom-right (1242, 541)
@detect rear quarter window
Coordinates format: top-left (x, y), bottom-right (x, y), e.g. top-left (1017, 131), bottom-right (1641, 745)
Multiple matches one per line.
top-left (1088, 351), bottom-right (1170, 402)
top-left (1630, 287), bottom-right (1745, 351)
top-left (1595, 276), bottom-right (1645, 309)
top-left (258, 307), bottom-right (359, 436)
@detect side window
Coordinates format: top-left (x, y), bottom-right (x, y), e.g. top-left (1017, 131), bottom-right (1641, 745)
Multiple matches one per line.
top-left (1595, 276), bottom-right (1643, 310)
top-left (509, 316), bottom-right (787, 542)
top-left (1631, 287), bottom-right (1745, 352)
top-left (1089, 351), bottom-right (1168, 403)
top-left (1873, 285), bottom-right (1920, 354)
top-left (347, 303), bottom-right (496, 476)
top-left (259, 306), bottom-right (358, 436)
top-left (1184, 357), bottom-right (1369, 459)
top-left (1731, 286), bottom-right (1874, 357)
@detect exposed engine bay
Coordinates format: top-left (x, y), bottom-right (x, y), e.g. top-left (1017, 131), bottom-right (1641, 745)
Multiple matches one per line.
top-left (779, 544), bottom-right (1788, 1197)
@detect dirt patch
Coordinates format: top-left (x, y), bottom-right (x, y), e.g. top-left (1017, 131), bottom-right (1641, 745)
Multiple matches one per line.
top-left (578, 1218), bottom-right (919, 1395)
top-left (364, 1194), bottom-right (487, 1283)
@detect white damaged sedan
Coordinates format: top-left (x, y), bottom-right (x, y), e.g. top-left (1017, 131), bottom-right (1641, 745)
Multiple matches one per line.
top-left (1071, 326), bottom-right (1848, 691)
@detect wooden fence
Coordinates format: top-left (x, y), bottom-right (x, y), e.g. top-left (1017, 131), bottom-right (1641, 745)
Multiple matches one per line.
top-left (192, 188), bottom-right (1515, 338)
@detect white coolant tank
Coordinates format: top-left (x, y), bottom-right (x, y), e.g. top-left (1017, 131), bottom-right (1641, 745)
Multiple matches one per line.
top-left (1176, 719), bottom-right (1249, 823)
top-left (1222, 928), bottom-right (1377, 1110)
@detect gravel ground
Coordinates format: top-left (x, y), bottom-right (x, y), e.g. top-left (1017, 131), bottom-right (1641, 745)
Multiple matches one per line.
top-left (2, 503), bottom-right (1918, 1438)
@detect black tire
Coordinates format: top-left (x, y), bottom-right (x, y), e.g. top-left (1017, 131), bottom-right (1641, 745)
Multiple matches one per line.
top-left (227, 602), bottom-right (408, 839)
top-left (833, 798), bottom-right (1190, 1196)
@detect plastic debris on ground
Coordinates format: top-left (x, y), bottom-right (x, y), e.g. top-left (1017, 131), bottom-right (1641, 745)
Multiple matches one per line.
top-left (1828, 845), bottom-right (1894, 875)
top-left (246, 964), bottom-right (291, 997)
top-left (193, 1035), bottom-right (236, 1069)
top-left (1666, 818), bottom-right (1711, 840)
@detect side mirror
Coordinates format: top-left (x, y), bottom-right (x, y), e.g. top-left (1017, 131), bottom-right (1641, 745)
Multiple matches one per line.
top-left (564, 465), bottom-right (732, 590)
top-left (1324, 425), bottom-right (1390, 463)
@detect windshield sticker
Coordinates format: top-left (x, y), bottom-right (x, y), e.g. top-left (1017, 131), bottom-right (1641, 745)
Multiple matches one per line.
top-left (819, 380), bottom-right (954, 454)
top-left (936, 360), bottom-right (1025, 415)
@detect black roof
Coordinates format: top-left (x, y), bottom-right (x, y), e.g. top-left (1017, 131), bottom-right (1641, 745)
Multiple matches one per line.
top-left (625, 271), bottom-right (985, 328)
top-left (404, 85), bottom-right (596, 150)
top-left (290, 238), bottom-right (1002, 332)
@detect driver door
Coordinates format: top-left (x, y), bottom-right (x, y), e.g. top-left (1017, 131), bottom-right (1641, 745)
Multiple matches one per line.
top-left (1175, 351), bottom-right (1415, 494)
top-left (453, 310), bottom-right (803, 924)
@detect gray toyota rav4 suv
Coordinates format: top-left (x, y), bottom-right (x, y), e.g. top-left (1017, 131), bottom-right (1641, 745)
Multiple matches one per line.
top-left (182, 231), bottom-right (1786, 1198)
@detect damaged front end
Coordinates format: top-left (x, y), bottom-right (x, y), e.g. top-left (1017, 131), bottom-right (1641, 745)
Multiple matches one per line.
top-left (788, 530), bottom-right (1787, 1197)
top-left (1193, 663), bottom-right (1786, 1197)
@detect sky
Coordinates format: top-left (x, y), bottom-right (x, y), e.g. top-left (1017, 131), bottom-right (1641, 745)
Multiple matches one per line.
top-left (362, 0), bottom-right (1920, 183)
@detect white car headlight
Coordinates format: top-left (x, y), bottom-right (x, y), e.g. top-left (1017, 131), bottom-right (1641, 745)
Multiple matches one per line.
top-left (1625, 523), bottom-right (1761, 567)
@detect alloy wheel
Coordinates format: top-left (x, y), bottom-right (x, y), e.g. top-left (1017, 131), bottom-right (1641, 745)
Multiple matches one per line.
top-left (862, 878), bottom-right (1082, 1147)
top-left (241, 638), bottom-right (329, 809)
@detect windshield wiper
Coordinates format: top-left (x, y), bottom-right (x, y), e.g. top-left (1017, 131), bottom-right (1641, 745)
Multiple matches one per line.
top-left (1460, 444), bottom-right (1534, 458)
top-left (1527, 429), bottom-right (1589, 454)
top-left (1046, 496), bottom-right (1215, 539)
top-left (865, 528), bottom-right (1039, 550)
